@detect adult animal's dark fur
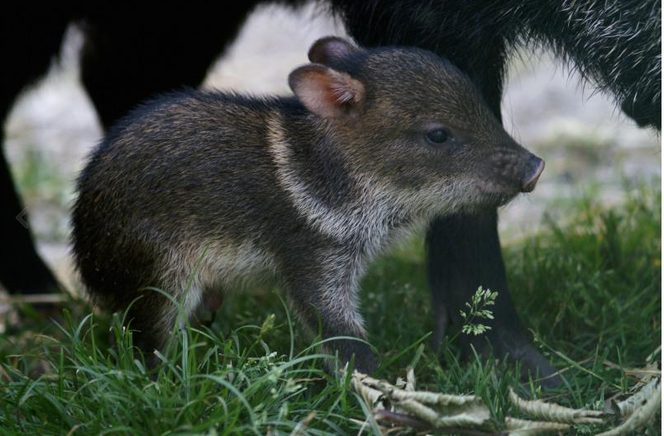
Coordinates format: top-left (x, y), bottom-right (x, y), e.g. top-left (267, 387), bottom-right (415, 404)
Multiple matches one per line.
top-left (2, 1), bottom-right (659, 385)
top-left (72, 38), bottom-right (545, 372)
top-left (330, 0), bottom-right (660, 385)
top-left (332, 1), bottom-right (661, 129)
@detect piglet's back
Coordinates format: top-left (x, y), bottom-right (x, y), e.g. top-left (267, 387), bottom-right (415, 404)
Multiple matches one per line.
top-left (72, 90), bottom-right (296, 306)
top-left (76, 91), bottom-right (291, 236)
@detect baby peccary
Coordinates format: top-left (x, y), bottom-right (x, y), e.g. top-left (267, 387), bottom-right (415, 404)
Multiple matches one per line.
top-left (72, 37), bottom-right (544, 373)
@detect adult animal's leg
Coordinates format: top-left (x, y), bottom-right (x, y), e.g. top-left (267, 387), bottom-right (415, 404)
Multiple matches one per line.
top-left (331, 0), bottom-right (561, 385)
top-left (79, 6), bottom-right (262, 129)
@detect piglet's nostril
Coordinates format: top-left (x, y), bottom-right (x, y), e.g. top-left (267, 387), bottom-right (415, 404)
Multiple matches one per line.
top-left (521, 157), bottom-right (545, 193)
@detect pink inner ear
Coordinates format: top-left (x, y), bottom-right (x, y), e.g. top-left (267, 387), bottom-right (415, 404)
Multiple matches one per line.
top-left (291, 65), bottom-right (365, 119)
top-left (330, 80), bottom-right (356, 105)
top-left (296, 71), bottom-right (347, 118)
top-left (330, 73), bottom-right (364, 106)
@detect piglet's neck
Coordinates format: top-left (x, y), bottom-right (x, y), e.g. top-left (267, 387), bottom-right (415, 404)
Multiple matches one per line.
top-left (266, 109), bottom-right (412, 247)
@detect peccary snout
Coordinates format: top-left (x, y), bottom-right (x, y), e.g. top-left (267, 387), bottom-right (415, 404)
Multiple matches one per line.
top-left (521, 155), bottom-right (545, 193)
top-left (482, 144), bottom-right (545, 201)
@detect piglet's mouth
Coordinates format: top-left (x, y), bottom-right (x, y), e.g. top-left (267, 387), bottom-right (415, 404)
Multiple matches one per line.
top-left (472, 180), bottom-right (521, 207)
top-left (487, 191), bottom-right (517, 208)
top-left (457, 193), bottom-right (514, 214)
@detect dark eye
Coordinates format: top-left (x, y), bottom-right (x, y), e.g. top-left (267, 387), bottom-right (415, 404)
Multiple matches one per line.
top-left (426, 128), bottom-right (449, 144)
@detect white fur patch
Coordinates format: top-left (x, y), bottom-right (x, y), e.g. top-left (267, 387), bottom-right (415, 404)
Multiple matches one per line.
top-left (266, 112), bottom-right (480, 262)
top-left (157, 238), bottom-right (276, 326)
top-left (317, 248), bottom-right (367, 337)
top-left (266, 113), bottom-right (401, 250)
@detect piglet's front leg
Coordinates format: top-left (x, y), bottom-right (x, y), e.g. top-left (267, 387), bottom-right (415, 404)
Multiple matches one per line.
top-left (282, 251), bottom-right (377, 374)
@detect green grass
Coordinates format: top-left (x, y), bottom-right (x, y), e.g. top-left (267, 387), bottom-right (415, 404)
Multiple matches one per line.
top-left (1, 183), bottom-right (660, 435)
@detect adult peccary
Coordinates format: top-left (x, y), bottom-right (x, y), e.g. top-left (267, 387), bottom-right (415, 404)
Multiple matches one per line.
top-left (329, 0), bottom-right (661, 384)
top-left (71, 37), bottom-right (544, 372)
top-left (4, 2), bottom-right (659, 384)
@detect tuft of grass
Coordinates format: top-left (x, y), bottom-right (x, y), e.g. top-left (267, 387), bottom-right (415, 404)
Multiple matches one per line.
top-left (460, 286), bottom-right (498, 336)
top-left (0, 182), bottom-right (660, 435)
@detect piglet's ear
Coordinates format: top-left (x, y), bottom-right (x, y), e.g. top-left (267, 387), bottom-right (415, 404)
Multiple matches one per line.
top-left (289, 64), bottom-right (365, 119)
top-left (308, 36), bottom-right (358, 65)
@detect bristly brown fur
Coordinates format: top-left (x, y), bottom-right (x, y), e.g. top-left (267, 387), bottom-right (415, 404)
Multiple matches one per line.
top-left (71, 38), bottom-right (544, 373)
top-left (330, 0), bottom-right (661, 129)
